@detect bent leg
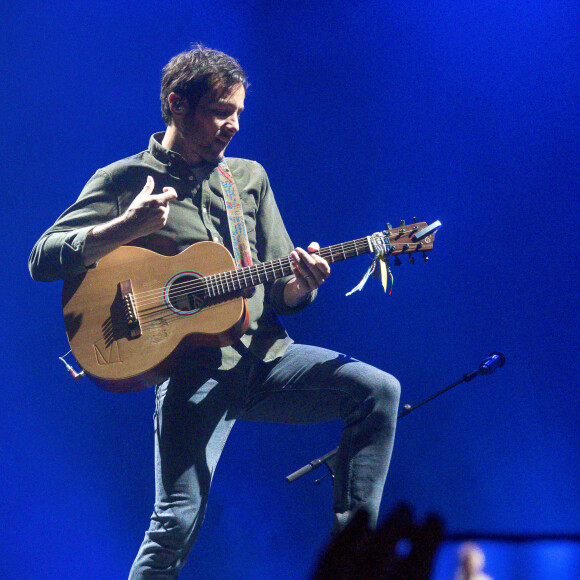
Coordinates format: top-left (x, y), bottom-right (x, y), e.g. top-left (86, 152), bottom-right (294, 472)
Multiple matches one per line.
top-left (242, 344), bottom-right (401, 532)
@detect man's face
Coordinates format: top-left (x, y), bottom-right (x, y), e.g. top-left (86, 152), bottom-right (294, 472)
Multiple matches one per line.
top-left (182, 83), bottom-right (245, 164)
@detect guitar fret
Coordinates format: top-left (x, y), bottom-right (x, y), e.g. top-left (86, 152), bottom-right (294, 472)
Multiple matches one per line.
top-left (203, 234), bottom-right (383, 299)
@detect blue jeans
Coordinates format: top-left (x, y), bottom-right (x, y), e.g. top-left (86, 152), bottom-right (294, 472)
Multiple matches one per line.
top-left (129, 344), bottom-right (400, 578)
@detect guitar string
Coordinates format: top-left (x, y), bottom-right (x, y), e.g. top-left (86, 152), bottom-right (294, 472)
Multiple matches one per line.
top-left (126, 228), bottom-right (416, 303)
top-left (132, 238), bottom-right (413, 312)
top-left (132, 255), bottom-right (292, 305)
top-left (129, 239), bottom-right (368, 302)
top-left (134, 238), bottom-right (422, 314)
top-left (138, 296), bottom-right (224, 322)
top-left (136, 247), bottom-right (380, 315)
top-left (132, 240), bottom-right (367, 317)
top-left (122, 236), bottom-right (419, 327)
top-left (130, 239), bottom-right (374, 309)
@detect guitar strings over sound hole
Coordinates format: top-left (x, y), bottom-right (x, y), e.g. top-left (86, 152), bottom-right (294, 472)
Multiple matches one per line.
top-left (164, 273), bottom-right (206, 315)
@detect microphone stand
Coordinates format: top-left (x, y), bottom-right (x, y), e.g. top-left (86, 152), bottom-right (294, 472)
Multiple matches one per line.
top-left (285, 352), bottom-right (505, 484)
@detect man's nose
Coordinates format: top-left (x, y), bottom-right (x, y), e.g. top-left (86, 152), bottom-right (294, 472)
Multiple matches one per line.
top-left (224, 114), bottom-right (240, 136)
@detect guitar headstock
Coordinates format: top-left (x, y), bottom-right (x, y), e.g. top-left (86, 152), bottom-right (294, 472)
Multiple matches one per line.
top-left (379, 219), bottom-right (441, 263)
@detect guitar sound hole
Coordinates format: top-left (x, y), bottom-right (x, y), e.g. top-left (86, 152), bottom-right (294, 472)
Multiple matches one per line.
top-left (165, 273), bottom-right (206, 315)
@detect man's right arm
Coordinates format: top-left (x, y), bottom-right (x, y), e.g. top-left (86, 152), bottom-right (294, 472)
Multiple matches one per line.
top-left (29, 174), bottom-right (177, 282)
top-left (81, 176), bottom-right (177, 268)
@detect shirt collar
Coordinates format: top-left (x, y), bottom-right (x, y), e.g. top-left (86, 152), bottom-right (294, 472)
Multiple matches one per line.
top-left (149, 132), bottom-right (216, 181)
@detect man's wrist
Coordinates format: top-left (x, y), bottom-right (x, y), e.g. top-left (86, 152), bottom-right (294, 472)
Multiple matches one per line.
top-left (283, 277), bottom-right (311, 308)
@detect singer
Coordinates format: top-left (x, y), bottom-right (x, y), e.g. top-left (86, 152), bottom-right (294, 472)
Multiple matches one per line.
top-left (29, 45), bottom-right (401, 578)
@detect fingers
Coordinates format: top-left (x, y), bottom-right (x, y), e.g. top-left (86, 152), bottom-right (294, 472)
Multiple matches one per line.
top-left (156, 186), bottom-right (178, 205)
top-left (124, 178), bottom-right (178, 238)
top-left (290, 241), bottom-right (331, 291)
top-left (135, 175), bottom-right (156, 199)
top-left (136, 177), bottom-right (177, 205)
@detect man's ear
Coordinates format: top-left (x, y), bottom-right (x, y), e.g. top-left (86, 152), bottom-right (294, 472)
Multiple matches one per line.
top-left (168, 92), bottom-right (188, 118)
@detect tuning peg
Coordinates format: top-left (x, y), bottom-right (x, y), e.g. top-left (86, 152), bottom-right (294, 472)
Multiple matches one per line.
top-left (409, 255), bottom-right (415, 264)
top-left (413, 217), bottom-right (418, 223)
top-left (385, 222), bottom-right (392, 231)
top-left (400, 220), bottom-right (406, 226)
top-left (394, 256), bottom-right (402, 266)
top-left (422, 252), bottom-right (429, 262)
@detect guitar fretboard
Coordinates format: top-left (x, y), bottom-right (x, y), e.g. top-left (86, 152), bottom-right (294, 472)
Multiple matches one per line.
top-left (204, 237), bottom-right (373, 298)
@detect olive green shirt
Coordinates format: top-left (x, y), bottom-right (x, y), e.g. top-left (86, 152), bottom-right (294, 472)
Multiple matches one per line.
top-left (29, 133), bottom-right (315, 370)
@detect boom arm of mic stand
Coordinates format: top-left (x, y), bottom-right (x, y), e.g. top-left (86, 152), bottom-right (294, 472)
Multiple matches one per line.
top-left (285, 447), bottom-right (339, 483)
top-left (396, 370), bottom-right (478, 418)
top-left (285, 359), bottom-right (500, 483)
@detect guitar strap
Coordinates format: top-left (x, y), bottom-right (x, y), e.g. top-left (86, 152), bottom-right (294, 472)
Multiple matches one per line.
top-left (217, 159), bottom-right (252, 268)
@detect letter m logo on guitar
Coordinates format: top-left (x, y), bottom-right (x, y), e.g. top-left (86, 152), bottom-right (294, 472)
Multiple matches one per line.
top-left (93, 339), bottom-right (122, 365)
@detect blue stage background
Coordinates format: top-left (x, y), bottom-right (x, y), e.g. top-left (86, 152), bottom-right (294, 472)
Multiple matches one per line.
top-left (2, 1), bottom-right (578, 578)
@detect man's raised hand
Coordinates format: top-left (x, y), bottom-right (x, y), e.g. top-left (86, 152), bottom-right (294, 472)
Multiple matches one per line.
top-left (123, 176), bottom-right (178, 239)
top-left (82, 176), bottom-right (178, 268)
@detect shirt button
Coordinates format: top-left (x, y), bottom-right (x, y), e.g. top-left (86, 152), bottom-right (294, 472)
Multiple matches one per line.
top-left (213, 236), bottom-right (219, 242)
top-left (202, 207), bottom-right (207, 213)
top-left (188, 175), bottom-right (194, 181)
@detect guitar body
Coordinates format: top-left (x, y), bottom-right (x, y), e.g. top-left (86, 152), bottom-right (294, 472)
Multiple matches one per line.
top-left (61, 219), bottom-right (440, 394)
top-left (62, 242), bottom-right (248, 393)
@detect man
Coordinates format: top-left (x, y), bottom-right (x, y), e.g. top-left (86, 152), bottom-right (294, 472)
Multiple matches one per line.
top-left (29, 46), bottom-right (401, 578)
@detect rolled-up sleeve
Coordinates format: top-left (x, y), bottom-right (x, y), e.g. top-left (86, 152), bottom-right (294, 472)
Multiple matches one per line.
top-left (28, 170), bottom-right (119, 282)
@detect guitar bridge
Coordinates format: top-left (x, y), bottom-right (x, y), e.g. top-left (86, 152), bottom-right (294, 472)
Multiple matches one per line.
top-left (119, 279), bottom-right (142, 339)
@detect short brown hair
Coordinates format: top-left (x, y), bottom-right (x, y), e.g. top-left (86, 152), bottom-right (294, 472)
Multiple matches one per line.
top-left (160, 44), bottom-right (248, 126)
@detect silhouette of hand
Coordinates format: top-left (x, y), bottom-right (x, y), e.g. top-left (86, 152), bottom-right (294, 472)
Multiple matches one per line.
top-left (312, 504), bottom-right (444, 580)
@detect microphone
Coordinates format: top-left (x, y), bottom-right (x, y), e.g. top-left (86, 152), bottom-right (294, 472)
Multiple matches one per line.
top-left (478, 352), bottom-right (506, 375)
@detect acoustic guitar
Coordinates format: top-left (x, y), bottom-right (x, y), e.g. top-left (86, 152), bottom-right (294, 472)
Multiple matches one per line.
top-left (62, 220), bottom-right (440, 392)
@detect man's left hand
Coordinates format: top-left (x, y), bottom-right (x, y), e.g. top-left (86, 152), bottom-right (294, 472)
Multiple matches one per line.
top-left (284, 242), bottom-right (330, 307)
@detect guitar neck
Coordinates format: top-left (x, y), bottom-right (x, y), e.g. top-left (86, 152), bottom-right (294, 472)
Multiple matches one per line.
top-left (205, 237), bottom-right (372, 297)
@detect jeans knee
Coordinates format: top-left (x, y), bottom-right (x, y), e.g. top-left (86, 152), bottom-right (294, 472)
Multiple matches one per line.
top-left (361, 373), bottom-right (400, 430)
top-left (342, 370), bottom-right (400, 425)
top-left (372, 373), bottom-right (401, 408)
